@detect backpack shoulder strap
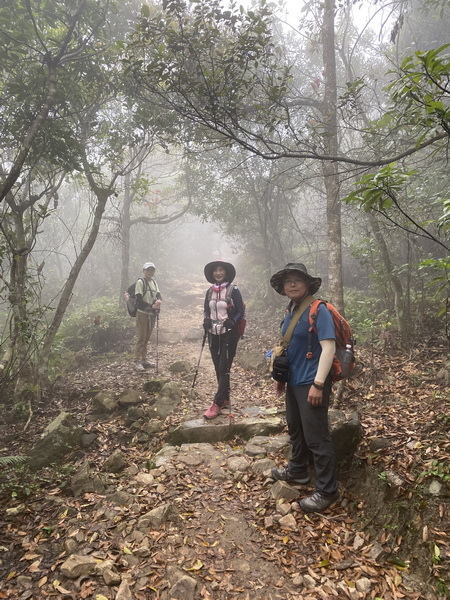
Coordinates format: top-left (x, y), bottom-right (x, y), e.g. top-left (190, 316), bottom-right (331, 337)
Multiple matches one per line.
top-left (280, 295), bottom-right (315, 349)
top-left (225, 284), bottom-right (236, 303)
top-left (137, 277), bottom-right (151, 297)
top-left (307, 299), bottom-right (334, 359)
top-left (308, 299), bottom-right (327, 327)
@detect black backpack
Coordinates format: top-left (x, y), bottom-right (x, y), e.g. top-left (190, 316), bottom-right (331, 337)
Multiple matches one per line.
top-left (124, 277), bottom-right (148, 317)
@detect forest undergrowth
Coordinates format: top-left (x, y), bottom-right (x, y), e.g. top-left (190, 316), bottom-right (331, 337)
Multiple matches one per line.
top-left (0, 305), bottom-right (449, 600)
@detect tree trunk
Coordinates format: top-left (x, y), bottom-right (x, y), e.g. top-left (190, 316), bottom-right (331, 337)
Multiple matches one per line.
top-left (8, 213), bottom-right (32, 381)
top-left (39, 188), bottom-right (112, 366)
top-left (3, 184), bottom-right (55, 393)
top-left (321, 0), bottom-right (344, 313)
top-left (120, 170), bottom-right (133, 306)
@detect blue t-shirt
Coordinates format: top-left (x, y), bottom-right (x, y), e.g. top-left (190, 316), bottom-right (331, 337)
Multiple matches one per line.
top-left (281, 302), bottom-right (335, 387)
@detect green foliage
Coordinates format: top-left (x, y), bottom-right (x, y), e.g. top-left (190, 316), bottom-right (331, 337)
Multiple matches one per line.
top-left (0, 0), bottom-right (120, 173)
top-left (344, 163), bottom-right (449, 279)
top-left (344, 164), bottom-right (417, 212)
top-left (0, 462), bottom-right (39, 501)
top-left (419, 257), bottom-right (450, 293)
top-left (386, 45), bottom-right (450, 134)
top-left (343, 44), bottom-right (450, 271)
top-left (56, 297), bottom-right (133, 355)
top-left (344, 282), bottom-right (445, 346)
top-left (124, 0), bottom-right (294, 148)
top-left (344, 289), bottom-right (392, 345)
top-left (434, 578), bottom-right (449, 598)
top-left (0, 459), bottom-right (75, 502)
top-left (418, 459), bottom-right (450, 484)
top-left (0, 455), bottom-right (27, 467)
top-left (438, 199), bottom-right (450, 233)
top-left (0, 0), bottom-right (144, 392)
top-left (378, 471), bottom-right (388, 483)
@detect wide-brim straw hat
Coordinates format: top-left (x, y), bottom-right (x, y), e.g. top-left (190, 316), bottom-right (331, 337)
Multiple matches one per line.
top-left (204, 260), bottom-right (236, 284)
top-left (270, 262), bottom-right (322, 295)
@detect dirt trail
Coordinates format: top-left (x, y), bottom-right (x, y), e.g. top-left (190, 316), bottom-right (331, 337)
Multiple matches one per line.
top-left (0, 290), bottom-right (446, 600)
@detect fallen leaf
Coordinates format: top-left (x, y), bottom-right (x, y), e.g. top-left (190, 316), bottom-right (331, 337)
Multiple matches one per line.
top-left (28, 559), bottom-right (42, 572)
top-left (317, 559), bottom-right (330, 568)
top-left (55, 585), bottom-right (72, 594)
top-left (21, 553), bottom-right (41, 561)
top-left (185, 559), bottom-right (203, 571)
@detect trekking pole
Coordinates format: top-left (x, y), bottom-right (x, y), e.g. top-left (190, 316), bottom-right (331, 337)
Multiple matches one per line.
top-left (155, 310), bottom-right (160, 374)
top-left (192, 332), bottom-right (207, 390)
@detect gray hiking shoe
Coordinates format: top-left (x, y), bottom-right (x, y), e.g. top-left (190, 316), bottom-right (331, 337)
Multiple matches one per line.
top-left (300, 489), bottom-right (340, 513)
top-left (134, 361), bottom-right (145, 371)
top-left (270, 466), bottom-right (310, 485)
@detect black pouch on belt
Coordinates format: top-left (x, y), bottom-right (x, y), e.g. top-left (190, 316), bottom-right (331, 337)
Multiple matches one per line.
top-left (271, 354), bottom-right (290, 383)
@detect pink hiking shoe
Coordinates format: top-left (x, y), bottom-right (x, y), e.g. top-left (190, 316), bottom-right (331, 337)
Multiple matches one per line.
top-left (204, 403), bottom-right (221, 419)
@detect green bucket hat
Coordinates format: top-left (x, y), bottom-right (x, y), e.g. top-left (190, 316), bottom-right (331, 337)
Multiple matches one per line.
top-left (270, 262), bottom-right (322, 296)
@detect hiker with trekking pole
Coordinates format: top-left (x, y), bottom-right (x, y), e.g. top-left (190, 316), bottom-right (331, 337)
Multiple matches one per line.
top-left (201, 260), bottom-right (245, 420)
top-left (132, 262), bottom-right (162, 372)
top-left (268, 262), bottom-right (341, 513)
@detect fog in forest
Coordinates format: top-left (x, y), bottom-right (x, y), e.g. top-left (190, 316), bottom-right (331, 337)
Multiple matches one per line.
top-left (1, 0), bottom-right (449, 388)
top-left (1, 3), bottom-right (450, 598)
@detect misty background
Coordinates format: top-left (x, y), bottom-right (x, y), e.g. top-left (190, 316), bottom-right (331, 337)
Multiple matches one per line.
top-left (0, 0), bottom-right (449, 395)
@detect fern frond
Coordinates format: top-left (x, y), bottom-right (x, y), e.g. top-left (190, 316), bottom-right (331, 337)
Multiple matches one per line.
top-left (0, 456), bottom-right (28, 467)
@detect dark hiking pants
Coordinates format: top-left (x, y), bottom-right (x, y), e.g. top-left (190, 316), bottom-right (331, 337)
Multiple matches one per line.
top-left (208, 330), bottom-right (238, 407)
top-left (285, 381), bottom-right (338, 495)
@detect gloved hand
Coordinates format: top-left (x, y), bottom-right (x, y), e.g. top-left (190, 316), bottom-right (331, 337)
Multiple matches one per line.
top-left (203, 317), bottom-right (213, 332)
top-left (223, 319), bottom-right (234, 330)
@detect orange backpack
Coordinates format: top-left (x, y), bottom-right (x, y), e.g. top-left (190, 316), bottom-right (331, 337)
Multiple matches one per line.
top-left (308, 300), bottom-right (355, 382)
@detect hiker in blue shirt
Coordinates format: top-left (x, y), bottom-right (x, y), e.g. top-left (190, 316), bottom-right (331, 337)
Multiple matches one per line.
top-left (202, 260), bottom-right (245, 420)
top-left (269, 262), bottom-right (340, 513)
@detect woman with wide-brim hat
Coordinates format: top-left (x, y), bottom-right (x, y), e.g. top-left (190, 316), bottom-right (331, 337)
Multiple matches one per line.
top-left (202, 260), bottom-right (245, 419)
top-left (269, 262), bottom-right (340, 513)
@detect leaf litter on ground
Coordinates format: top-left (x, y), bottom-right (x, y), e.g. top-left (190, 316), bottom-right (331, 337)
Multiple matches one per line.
top-left (0, 306), bottom-right (448, 599)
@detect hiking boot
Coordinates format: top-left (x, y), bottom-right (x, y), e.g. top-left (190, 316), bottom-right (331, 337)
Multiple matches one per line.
top-left (300, 489), bottom-right (340, 513)
top-left (142, 361), bottom-right (156, 369)
top-left (270, 466), bottom-right (310, 485)
top-left (134, 361), bottom-right (145, 372)
top-left (204, 403), bottom-right (221, 420)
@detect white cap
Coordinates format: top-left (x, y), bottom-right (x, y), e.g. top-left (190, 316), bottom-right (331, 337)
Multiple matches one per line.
top-left (143, 262), bottom-right (156, 270)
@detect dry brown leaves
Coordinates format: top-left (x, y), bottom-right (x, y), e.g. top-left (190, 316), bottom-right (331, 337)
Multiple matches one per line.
top-left (0, 308), bottom-right (448, 599)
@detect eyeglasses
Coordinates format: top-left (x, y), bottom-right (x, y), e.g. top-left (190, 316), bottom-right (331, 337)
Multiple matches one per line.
top-left (284, 278), bottom-right (305, 285)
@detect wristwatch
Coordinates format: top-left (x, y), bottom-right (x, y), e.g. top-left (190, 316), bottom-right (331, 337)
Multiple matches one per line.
top-left (312, 382), bottom-right (324, 391)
